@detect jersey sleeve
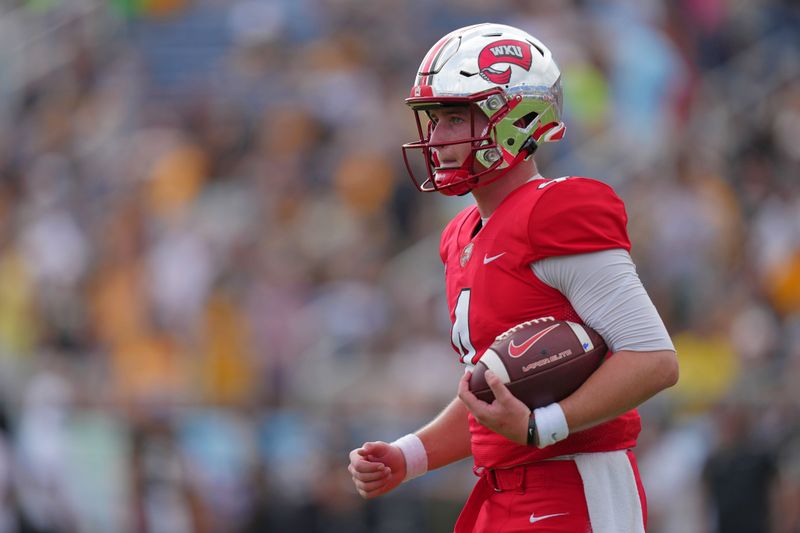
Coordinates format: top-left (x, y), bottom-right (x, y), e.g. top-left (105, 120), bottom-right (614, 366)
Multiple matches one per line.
top-left (532, 249), bottom-right (675, 353)
top-left (528, 177), bottom-right (631, 262)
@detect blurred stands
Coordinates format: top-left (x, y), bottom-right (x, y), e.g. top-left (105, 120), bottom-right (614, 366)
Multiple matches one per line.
top-left (0, 0), bottom-right (798, 531)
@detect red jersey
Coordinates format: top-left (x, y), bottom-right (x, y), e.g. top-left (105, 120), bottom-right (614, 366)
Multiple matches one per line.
top-left (440, 177), bottom-right (641, 468)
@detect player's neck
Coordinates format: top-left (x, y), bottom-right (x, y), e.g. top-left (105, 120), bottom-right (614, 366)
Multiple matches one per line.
top-left (471, 162), bottom-right (541, 219)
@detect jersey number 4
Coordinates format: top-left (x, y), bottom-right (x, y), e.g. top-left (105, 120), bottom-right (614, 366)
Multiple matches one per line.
top-left (452, 289), bottom-right (477, 365)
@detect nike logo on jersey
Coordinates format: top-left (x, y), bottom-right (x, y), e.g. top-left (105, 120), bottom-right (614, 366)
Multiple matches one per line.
top-left (483, 252), bottom-right (506, 264)
top-left (529, 512), bottom-right (568, 524)
top-left (508, 324), bottom-right (560, 358)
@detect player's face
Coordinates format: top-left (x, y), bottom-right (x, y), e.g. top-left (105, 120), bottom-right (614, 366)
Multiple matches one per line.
top-left (427, 106), bottom-right (489, 171)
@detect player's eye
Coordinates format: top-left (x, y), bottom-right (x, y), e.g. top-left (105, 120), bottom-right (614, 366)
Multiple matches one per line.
top-left (449, 116), bottom-right (465, 125)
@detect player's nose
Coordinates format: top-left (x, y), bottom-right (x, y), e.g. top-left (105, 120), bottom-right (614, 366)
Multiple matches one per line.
top-left (430, 132), bottom-right (454, 160)
top-left (429, 121), bottom-right (445, 145)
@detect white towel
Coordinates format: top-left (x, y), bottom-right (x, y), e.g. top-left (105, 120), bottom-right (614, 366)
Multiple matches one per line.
top-left (574, 450), bottom-right (646, 533)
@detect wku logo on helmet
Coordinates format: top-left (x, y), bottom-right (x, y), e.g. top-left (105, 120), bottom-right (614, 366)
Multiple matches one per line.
top-left (478, 39), bottom-right (533, 84)
top-left (508, 324), bottom-right (560, 358)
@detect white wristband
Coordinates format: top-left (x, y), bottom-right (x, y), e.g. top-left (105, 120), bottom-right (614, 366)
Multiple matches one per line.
top-left (391, 433), bottom-right (428, 482)
top-left (533, 403), bottom-right (569, 448)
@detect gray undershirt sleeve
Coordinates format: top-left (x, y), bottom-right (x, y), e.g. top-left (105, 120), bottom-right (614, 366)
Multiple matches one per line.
top-left (531, 249), bottom-right (675, 353)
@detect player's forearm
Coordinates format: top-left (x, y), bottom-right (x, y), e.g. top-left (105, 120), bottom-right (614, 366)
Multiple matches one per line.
top-left (559, 349), bottom-right (678, 433)
top-left (416, 397), bottom-right (472, 470)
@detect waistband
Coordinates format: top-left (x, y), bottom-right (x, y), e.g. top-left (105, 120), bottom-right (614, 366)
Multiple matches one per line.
top-left (474, 454), bottom-right (578, 493)
top-left (455, 459), bottom-right (580, 533)
top-left (456, 450), bottom-right (639, 533)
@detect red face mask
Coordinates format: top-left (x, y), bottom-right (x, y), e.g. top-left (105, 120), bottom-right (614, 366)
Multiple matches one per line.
top-left (401, 89), bottom-right (535, 196)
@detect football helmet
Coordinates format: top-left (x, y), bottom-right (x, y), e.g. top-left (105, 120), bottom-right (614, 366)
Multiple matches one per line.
top-left (402, 23), bottom-right (565, 196)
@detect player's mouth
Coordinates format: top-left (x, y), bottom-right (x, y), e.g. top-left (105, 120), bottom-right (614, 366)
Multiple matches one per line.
top-left (434, 161), bottom-right (463, 170)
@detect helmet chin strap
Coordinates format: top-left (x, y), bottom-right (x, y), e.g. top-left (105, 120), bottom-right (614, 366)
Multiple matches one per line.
top-left (432, 149), bottom-right (479, 196)
top-left (434, 168), bottom-right (473, 196)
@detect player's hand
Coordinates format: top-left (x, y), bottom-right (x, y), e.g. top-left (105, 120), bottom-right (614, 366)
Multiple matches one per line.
top-left (348, 441), bottom-right (406, 499)
top-left (458, 370), bottom-right (531, 445)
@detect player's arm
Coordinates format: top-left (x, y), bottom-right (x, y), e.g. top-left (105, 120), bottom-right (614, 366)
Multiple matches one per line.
top-left (349, 396), bottom-right (471, 499)
top-left (520, 179), bottom-right (678, 443)
top-left (417, 396), bottom-right (473, 468)
top-left (533, 248), bottom-right (678, 435)
top-left (459, 248), bottom-right (678, 445)
top-left (559, 348), bottom-right (677, 432)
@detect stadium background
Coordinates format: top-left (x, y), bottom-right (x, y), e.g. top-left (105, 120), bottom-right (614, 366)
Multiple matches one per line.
top-left (0, 0), bottom-right (798, 531)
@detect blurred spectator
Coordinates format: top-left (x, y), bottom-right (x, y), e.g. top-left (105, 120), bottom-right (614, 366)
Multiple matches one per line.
top-left (701, 401), bottom-right (779, 533)
top-left (0, 404), bottom-right (16, 533)
top-left (130, 415), bottom-right (206, 533)
top-left (14, 369), bottom-right (77, 533)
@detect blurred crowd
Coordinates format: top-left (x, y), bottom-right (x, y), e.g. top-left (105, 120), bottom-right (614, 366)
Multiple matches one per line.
top-left (0, 0), bottom-right (798, 532)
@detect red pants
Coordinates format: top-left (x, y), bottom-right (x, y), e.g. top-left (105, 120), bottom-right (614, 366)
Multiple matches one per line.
top-left (454, 450), bottom-right (647, 533)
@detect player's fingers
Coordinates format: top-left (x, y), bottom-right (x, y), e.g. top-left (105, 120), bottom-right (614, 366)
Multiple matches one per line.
top-left (358, 441), bottom-right (390, 460)
top-left (458, 371), bottom-right (486, 414)
top-left (351, 447), bottom-right (372, 463)
top-left (457, 371), bottom-right (473, 400)
top-left (484, 370), bottom-right (512, 402)
top-left (352, 471), bottom-right (392, 493)
top-left (354, 480), bottom-right (381, 499)
top-left (356, 443), bottom-right (375, 457)
top-left (350, 447), bottom-right (386, 472)
top-left (354, 444), bottom-right (379, 464)
top-left (350, 456), bottom-right (387, 474)
top-left (349, 462), bottom-right (391, 480)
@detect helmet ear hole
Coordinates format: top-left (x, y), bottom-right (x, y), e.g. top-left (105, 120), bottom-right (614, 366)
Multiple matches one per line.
top-left (513, 111), bottom-right (539, 130)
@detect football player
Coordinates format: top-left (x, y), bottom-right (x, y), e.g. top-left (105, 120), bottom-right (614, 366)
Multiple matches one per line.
top-left (348, 23), bottom-right (678, 532)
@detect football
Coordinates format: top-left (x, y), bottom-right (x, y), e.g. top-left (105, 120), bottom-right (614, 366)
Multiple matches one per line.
top-left (469, 317), bottom-right (607, 409)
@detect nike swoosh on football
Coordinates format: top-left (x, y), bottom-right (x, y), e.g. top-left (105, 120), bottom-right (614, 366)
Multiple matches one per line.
top-left (529, 512), bottom-right (569, 524)
top-left (508, 324), bottom-right (561, 358)
top-left (483, 252), bottom-right (506, 264)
